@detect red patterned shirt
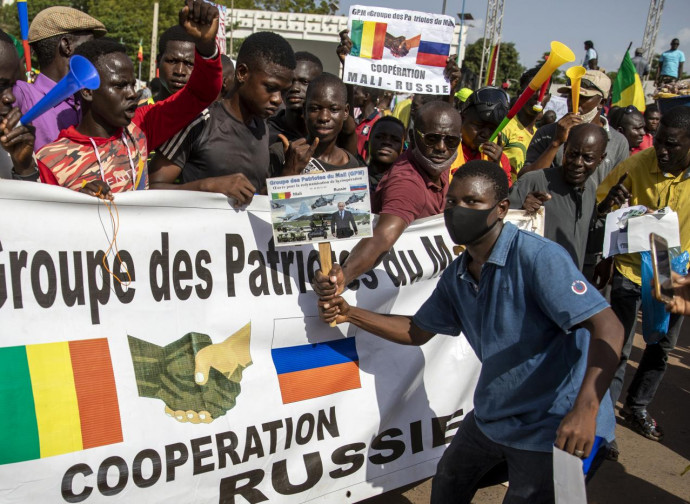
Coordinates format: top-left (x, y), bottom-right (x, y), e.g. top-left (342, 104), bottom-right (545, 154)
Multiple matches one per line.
top-left (37, 49), bottom-right (222, 193)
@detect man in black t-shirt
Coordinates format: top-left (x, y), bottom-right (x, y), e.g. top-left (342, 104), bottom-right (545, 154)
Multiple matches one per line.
top-left (268, 51), bottom-right (322, 145)
top-left (270, 73), bottom-right (362, 176)
top-left (149, 32), bottom-right (295, 205)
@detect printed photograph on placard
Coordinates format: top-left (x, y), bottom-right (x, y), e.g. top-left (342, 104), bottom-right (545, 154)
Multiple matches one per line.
top-left (343, 5), bottom-right (456, 94)
top-left (267, 168), bottom-right (372, 246)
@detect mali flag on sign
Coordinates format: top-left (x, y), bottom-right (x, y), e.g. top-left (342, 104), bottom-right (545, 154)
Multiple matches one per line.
top-left (350, 20), bottom-right (387, 60)
top-left (612, 50), bottom-right (646, 112)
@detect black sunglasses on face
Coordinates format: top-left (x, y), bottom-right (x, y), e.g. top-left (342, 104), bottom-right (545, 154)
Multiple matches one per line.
top-left (416, 129), bottom-right (462, 149)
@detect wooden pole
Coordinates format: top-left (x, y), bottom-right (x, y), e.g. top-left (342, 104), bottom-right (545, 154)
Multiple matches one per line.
top-left (318, 242), bottom-right (337, 327)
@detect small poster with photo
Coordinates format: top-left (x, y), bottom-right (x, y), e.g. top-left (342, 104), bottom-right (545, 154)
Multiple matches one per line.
top-left (268, 168), bottom-right (372, 247)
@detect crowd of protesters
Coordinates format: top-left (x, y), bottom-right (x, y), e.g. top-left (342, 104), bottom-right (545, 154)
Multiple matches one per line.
top-left (1, 2), bottom-right (689, 502)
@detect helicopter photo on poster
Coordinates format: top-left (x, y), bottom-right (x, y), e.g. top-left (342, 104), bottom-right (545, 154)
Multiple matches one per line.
top-left (267, 168), bottom-right (372, 247)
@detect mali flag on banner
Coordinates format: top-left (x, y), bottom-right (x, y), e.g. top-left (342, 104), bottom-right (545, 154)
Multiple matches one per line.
top-left (612, 50), bottom-right (646, 112)
top-left (350, 20), bottom-right (387, 60)
top-left (0, 338), bottom-right (122, 465)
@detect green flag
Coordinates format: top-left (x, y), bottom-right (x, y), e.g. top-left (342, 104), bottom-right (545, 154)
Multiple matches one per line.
top-left (612, 51), bottom-right (646, 111)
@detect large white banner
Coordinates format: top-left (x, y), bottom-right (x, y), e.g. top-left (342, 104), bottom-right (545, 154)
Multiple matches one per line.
top-left (343, 5), bottom-right (455, 95)
top-left (0, 182), bottom-right (481, 503)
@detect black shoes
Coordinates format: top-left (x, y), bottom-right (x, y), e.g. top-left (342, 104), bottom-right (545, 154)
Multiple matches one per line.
top-left (621, 407), bottom-right (664, 442)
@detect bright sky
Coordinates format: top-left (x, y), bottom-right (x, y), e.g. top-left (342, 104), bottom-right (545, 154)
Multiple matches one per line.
top-left (338, 0), bottom-right (690, 72)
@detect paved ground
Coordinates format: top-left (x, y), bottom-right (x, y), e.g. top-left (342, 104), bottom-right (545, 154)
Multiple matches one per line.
top-left (361, 318), bottom-right (690, 503)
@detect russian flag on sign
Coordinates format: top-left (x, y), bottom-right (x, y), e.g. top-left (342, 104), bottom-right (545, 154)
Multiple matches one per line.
top-left (271, 317), bottom-right (361, 404)
top-left (415, 29), bottom-right (451, 68)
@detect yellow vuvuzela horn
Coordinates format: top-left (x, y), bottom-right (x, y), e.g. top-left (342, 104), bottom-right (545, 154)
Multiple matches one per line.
top-left (528, 41), bottom-right (576, 91)
top-left (566, 66), bottom-right (587, 114)
top-left (488, 41), bottom-right (575, 143)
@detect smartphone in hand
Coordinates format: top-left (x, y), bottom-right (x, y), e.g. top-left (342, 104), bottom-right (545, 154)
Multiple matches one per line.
top-left (650, 233), bottom-right (674, 303)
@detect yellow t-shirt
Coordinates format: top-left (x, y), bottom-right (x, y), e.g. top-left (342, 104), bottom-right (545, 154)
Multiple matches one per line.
top-left (500, 116), bottom-right (534, 183)
top-left (392, 98), bottom-right (412, 129)
top-left (597, 148), bottom-right (690, 285)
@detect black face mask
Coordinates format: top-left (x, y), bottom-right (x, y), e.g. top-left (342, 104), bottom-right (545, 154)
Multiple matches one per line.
top-left (444, 204), bottom-right (499, 245)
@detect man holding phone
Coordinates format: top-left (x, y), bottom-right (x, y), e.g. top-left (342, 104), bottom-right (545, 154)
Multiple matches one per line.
top-left (596, 106), bottom-right (690, 446)
top-left (655, 273), bottom-right (690, 315)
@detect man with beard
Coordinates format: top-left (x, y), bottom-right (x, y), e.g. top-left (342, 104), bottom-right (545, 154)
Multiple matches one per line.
top-left (270, 73), bottom-right (360, 176)
top-left (268, 51), bottom-right (322, 145)
top-left (509, 123), bottom-right (608, 270)
top-left (317, 160), bottom-right (623, 504)
top-left (0, 29), bottom-right (37, 180)
top-left (450, 87), bottom-right (512, 186)
top-left (523, 70), bottom-right (628, 186)
top-left (148, 31), bottom-right (295, 204)
top-left (312, 101), bottom-right (460, 296)
top-left (37, 0), bottom-right (222, 198)
top-left (596, 106), bottom-right (690, 446)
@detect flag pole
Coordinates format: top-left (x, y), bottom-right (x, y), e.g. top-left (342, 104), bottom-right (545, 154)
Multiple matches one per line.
top-left (457, 0), bottom-right (466, 65)
top-left (149, 2), bottom-right (159, 81)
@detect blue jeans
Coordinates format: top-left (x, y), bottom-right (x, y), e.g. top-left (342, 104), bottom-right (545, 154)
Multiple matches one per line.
top-left (609, 271), bottom-right (684, 412)
top-left (431, 411), bottom-right (555, 504)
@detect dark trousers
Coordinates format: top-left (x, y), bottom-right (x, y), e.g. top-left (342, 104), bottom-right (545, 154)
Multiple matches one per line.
top-left (609, 271), bottom-right (684, 412)
top-left (431, 411), bottom-right (555, 504)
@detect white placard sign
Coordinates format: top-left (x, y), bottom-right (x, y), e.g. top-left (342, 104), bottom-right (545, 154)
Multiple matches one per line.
top-left (343, 5), bottom-right (455, 95)
top-left (267, 168), bottom-right (372, 246)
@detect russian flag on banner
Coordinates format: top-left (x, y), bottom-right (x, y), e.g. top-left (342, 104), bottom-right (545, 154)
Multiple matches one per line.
top-left (271, 318), bottom-right (361, 404)
top-left (350, 184), bottom-right (367, 191)
top-left (0, 339), bottom-right (122, 465)
top-left (416, 39), bottom-right (451, 67)
top-left (350, 20), bottom-right (387, 60)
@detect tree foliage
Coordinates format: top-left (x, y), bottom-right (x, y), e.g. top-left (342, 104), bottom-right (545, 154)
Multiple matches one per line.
top-left (255, 0), bottom-right (337, 14)
top-left (0, 0), bottom-right (338, 80)
top-left (462, 38), bottom-right (524, 91)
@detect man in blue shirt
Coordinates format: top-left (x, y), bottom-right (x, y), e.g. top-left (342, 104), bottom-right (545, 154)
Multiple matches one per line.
top-left (657, 38), bottom-right (685, 85)
top-left (317, 160), bottom-right (623, 503)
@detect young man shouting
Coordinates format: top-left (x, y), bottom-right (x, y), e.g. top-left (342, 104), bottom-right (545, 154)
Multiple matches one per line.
top-left (37, 0), bottom-right (222, 198)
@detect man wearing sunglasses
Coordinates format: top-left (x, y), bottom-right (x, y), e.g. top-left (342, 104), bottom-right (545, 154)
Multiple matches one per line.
top-left (312, 100), bottom-right (461, 298)
top-left (523, 70), bottom-right (628, 187)
top-left (449, 86), bottom-right (512, 186)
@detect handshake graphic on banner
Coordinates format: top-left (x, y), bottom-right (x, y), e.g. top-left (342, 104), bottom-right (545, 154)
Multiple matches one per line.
top-left (128, 323), bottom-right (252, 423)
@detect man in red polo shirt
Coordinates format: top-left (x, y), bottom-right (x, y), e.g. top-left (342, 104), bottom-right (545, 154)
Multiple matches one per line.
top-left (313, 100), bottom-right (461, 296)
